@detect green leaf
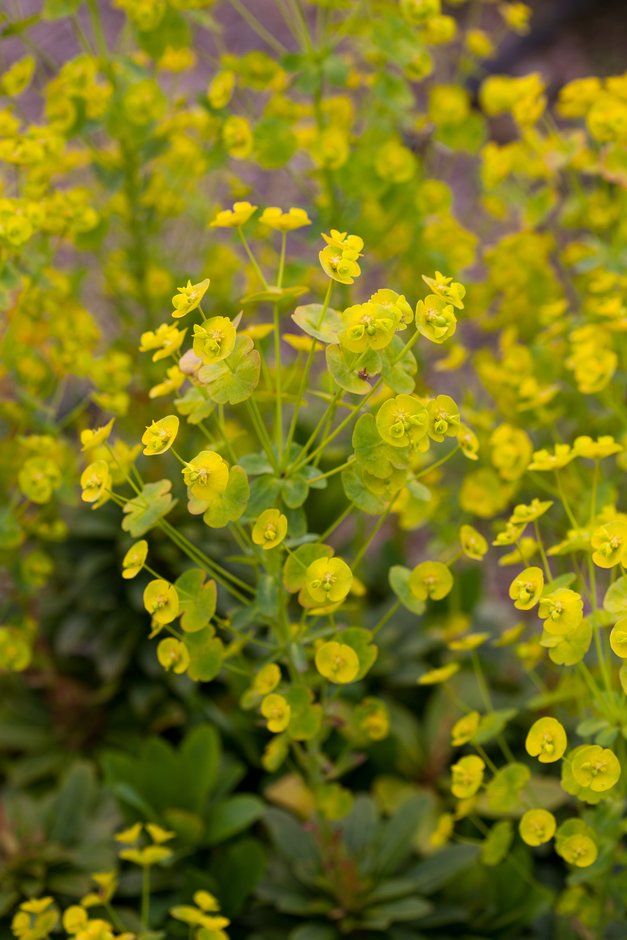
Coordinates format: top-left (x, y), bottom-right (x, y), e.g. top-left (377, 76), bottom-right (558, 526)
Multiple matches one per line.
top-left (175, 568), bottom-right (217, 632)
top-left (203, 466), bottom-right (249, 528)
top-left (485, 763), bottom-right (530, 814)
top-left (205, 795), bottom-right (264, 845)
top-left (42, 0), bottom-right (80, 19)
top-left (122, 480), bottom-right (176, 537)
top-left (174, 386), bottom-right (215, 425)
top-left (291, 303), bottom-right (343, 344)
top-left (282, 475), bottom-right (309, 508)
top-left (49, 762), bottom-right (95, 844)
top-left (326, 345), bottom-right (373, 395)
top-left (199, 336), bottom-right (260, 404)
top-left (241, 285), bottom-right (308, 306)
top-left (544, 572), bottom-right (576, 593)
top-left (472, 708), bottom-right (517, 745)
top-left (239, 453), bottom-right (275, 475)
top-left (289, 926), bottom-right (338, 940)
top-left (363, 896), bottom-right (432, 926)
top-left (480, 820), bottom-right (513, 866)
top-left (380, 343), bottom-right (417, 394)
top-left (180, 725), bottom-right (220, 807)
top-left (604, 576), bottom-right (627, 615)
top-left (184, 629), bottom-right (224, 681)
top-left (258, 573), bottom-right (279, 617)
top-left (263, 808), bottom-right (320, 868)
top-left (288, 702), bottom-right (323, 741)
top-left (541, 617), bottom-right (592, 666)
top-left (213, 838), bottom-right (266, 917)
top-left (389, 566), bottom-right (425, 615)
top-left (1, 14), bottom-right (40, 36)
top-left (342, 466), bottom-right (386, 515)
top-left (374, 795), bottom-right (430, 877)
top-left (352, 413), bottom-right (407, 479)
top-left (404, 844), bottom-right (479, 893)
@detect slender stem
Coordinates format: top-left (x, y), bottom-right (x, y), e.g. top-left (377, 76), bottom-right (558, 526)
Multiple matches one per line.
top-left (293, 389), bottom-right (343, 471)
top-left (352, 508), bottom-right (392, 570)
top-left (319, 503), bottom-right (352, 542)
top-left (372, 600), bottom-right (400, 637)
top-left (246, 398), bottom-right (278, 470)
top-left (283, 281), bottom-right (333, 462)
top-left (414, 444), bottom-right (460, 481)
top-left (227, 0), bottom-right (288, 54)
top-left (237, 227), bottom-right (269, 288)
top-left (159, 519), bottom-right (253, 600)
top-left (307, 457), bottom-right (354, 484)
top-left (533, 520), bottom-right (553, 581)
top-left (141, 865), bottom-right (150, 930)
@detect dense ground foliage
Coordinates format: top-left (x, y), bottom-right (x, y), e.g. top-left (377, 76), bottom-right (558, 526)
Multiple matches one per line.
top-left (2, 1), bottom-right (627, 937)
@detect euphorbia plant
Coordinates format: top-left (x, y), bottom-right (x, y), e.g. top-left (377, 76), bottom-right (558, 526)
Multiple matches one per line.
top-left (81, 206), bottom-right (472, 815)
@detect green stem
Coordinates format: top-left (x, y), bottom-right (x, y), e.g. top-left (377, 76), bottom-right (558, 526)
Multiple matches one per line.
top-left (227, 0), bottom-right (288, 54)
top-left (238, 227), bottom-right (269, 288)
top-left (246, 398), bottom-right (278, 470)
top-left (414, 444), bottom-right (460, 480)
top-left (283, 281), bottom-right (333, 462)
top-left (141, 865), bottom-right (150, 930)
top-left (372, 600), bottom-right (400, 637)
top-left (351, 499), bottom-right (394, 571)
top-left (307, 457), bottom-right (354, 484)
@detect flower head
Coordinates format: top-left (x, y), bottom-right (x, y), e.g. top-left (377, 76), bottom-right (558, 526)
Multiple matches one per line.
top-left (460, 525), bottom-right (488, 560)
top-left (259, 206), bottom-right (311, 231)
top-left (525, 717), bottom-right (567, 763)
top-left (519, 809), bottom-right (556, 846)
top-left (182, 450), bottom-right (229, 501)
top-left (122, 540), bottom-right (148, 579)
top-left (370, 288), bottom-right (413, 329)
top-left (416, 294), bottom-right (457, 343)
top-left (80, 460), bottom-right (112, 504)
top-left (319, 231), bottom-right (363, 284)
top-left (157, 637), bottom-right (190, 674)
top-left (451, 711), bottom-right (480, 746)
top-left (80, 417), bottom-right (115, 451)
top-left (538, 588), bottom-right (583, 635)
top-left (591, 520), bottom-right (627, 568)
top-left (528, 444), bottom-right (573, 472)
top-left (192, 316), bottom-right (237, 364)
top-left (315, 640), bottom-right (360, 684)
top-left (376, 394), bottom-right (428, 448)
top-left (610, 617), bottom-right (627, 658)
top-left (450, 754), bottom-right (484, 799)
top-left (139, 322), bottom-right (186, 361)
top-left (409, 561), bottom-right (453, 601)
top-left (252, 508), bottom-right (288, 550)
top-left (421, 272), bottom-right (465, 309)
top-left (171, 277), bottom-right (210, 318)
top-left (143, 580), bottom-right (179, 625)
top-left (252, 663), bottom-right (281, 696)
top-left (509, 566), bottom-right (544, 610)
top-left (571, 744), bottom-right (621, 792)
top-left (305, 557), bottom-right (353, 604)
top-left (261, 692), bottom-right (291, 732)
top-left (210, 201), bottom-right (257, 227)
top-left (142, 415), bottom-right (179, 455)
top-left (339, 302), bottom-right (396, 352)
top-left (427, 395), bottom-right (460, 442)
